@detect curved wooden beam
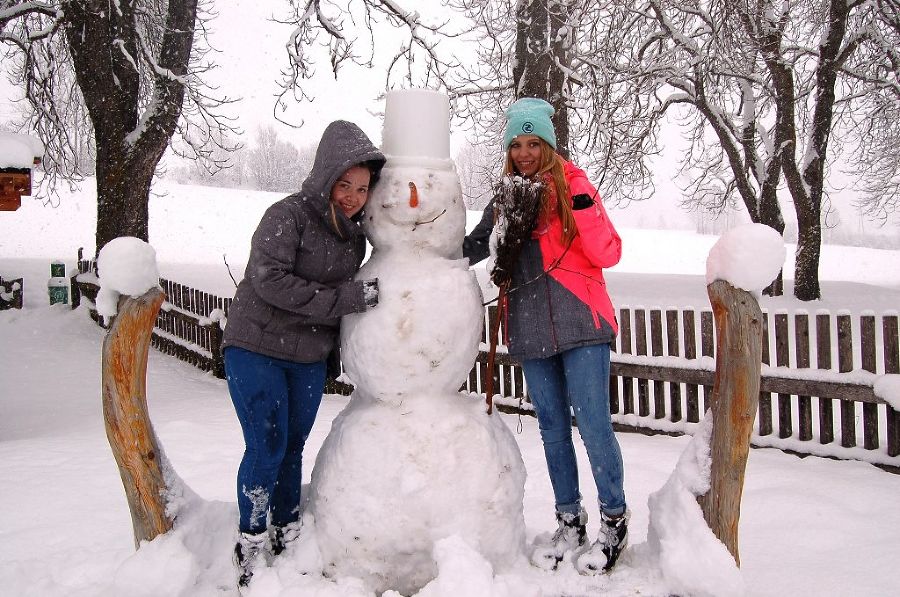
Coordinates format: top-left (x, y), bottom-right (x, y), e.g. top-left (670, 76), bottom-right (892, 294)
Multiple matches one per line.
top-left (101, 287), bottom-right (171, 548)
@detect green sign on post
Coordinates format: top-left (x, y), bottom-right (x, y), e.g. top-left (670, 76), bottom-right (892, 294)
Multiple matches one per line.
top-left (50, 261), bottom-right (66, 277)
top-left (49, 261), bottom-right (68, 305)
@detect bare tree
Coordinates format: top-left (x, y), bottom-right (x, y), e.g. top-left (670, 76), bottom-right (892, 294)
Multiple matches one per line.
top-left (246, 125), bottom-right (313, 192)
top-left (581, 1), bottom-right (900, 300)
top-left (173, 131), bottom-right (246, 188)
top-left (277, 0), bottom-right (659, 204)
top-left (730, 0), bottom-right (900, 300)
top-left (455, 140), bottom-right (499, 209)
top-left (1, 0), bottom-right (238, 255)
top-left (277, 1), bottom-right (899, 300)
top-left (590, 1), bottom-right (787, 295)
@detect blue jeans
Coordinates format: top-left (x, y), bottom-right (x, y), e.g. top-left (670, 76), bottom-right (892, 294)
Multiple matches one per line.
top-left (225, 347), bottom-right (326, 533)
top-left (522, 343), bottom-right (626, 517)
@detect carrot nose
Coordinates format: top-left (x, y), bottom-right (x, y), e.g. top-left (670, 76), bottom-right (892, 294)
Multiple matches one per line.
top-left (408, 182), bottom-right (419, 208)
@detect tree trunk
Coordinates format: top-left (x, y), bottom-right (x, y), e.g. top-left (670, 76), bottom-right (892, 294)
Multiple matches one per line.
top-left (513, 0), bottom-right (571, 158)
top-left (63, 0), bottom-right (199, 256)
top-left (101, 287), bottom-right (172, 548)
top-left (698, 279), bottom-right (763, 566)
top-left (757, 126), bottom-right (785, 297)
top-left (790, 0), bottom-right (849, 302)
top-left (793, 200), bottom-right (822, 300)
top-left (692, 72), bottom-right (786, 297)
top-left (758, 191), bottom-right (785, 297)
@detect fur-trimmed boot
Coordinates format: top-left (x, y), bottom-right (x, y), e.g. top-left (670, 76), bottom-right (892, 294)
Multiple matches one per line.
top-left (530, 508), bottom-right (588, 570)
top-left (234, 530), bottom-right (267, 587)
top-left (271, 520), bottom-right (303, 556)
top-left (575, 510), bottom-right (629, 575)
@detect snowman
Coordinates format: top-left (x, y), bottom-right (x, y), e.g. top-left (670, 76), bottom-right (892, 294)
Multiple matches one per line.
top-left (305, 90), bottom-right (527, 594)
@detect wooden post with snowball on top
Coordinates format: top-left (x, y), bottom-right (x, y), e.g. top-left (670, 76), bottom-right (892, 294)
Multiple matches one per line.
top-left (699, 224), bottom-right (786, 566)
top-left (97, 237), bottom-right (174, 547)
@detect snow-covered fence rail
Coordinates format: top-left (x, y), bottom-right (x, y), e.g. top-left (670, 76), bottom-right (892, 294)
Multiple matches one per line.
top-left (72, 257), bottom-right (898, 467)
top-left (471, 304), bottom-right (900, 468)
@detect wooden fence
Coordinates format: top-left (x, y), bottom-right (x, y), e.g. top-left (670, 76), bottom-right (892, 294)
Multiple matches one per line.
top-left (468, 305), bottom-right (899, 467)
top-left (74, 259), bottom-right (231, 378)
top-left (0, 275), bottom-right (24, 310)
top-left (73, 258), bottom-right (899, 467)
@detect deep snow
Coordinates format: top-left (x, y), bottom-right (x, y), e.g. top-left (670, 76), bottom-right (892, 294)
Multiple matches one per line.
top-left (2, 299), bottom-right (899, 596)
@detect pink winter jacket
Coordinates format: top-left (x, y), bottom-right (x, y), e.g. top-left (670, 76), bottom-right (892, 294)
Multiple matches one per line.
top-left (536, 161), bottom-right (622, 334)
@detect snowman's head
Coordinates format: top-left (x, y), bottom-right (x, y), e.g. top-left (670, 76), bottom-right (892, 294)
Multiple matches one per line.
top-left (363, 159), bottom-right (466, 258)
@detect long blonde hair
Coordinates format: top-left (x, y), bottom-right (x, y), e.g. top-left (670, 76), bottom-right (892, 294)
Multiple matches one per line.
top-left (504, 139), bottom-right (577, 246)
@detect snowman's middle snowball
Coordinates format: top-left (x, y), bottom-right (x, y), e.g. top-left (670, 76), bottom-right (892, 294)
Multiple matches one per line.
top-left (340, 254), bottom-right (484, 400)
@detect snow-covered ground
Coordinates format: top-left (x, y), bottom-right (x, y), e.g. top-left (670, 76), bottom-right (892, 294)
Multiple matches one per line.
top-left (2, 181), bottom-right (899, 596)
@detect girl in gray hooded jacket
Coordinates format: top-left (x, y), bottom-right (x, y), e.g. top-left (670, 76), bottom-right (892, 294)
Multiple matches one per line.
top-left (222, 120), bottom-right (384, 586)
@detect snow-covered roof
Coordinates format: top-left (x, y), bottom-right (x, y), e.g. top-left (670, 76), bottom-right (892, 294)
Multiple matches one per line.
top-left (0, 132), bottom-right (44, 169)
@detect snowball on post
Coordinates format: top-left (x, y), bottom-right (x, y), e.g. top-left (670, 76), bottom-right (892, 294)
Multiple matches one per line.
top-left (96, 237), bottom-right (161, 320)
top-left (705, 223), bottom-right (786, 295)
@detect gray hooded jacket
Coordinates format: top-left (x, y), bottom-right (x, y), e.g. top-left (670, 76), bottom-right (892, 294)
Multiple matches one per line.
top-left (222, 120), bottom-right (385, 363)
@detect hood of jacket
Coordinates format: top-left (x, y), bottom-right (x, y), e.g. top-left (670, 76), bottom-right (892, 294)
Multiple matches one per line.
top-left (301, 120), bottom-right (386, 210)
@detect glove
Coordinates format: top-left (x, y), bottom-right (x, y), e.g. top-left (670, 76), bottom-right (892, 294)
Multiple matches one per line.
top-left (362, 278), bottom-right (379, 308)
top-left (572, 193), bottom-right (595, 210)
top-left (325, 347), bottom-right (342, 380)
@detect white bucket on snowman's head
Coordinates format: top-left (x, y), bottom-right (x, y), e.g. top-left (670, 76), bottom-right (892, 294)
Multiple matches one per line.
top-left (381, 89), bottom-right (453, 170)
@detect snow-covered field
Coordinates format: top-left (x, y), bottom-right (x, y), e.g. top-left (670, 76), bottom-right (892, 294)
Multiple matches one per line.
top-left (2, 181), bottom-right (899, 596)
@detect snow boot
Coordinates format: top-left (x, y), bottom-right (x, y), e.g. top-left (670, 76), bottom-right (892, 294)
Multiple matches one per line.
top-left (575, 510), bottom-right (629, 575)
top-left (234, 530), bottom-right (267, 587)
top-left (271, 520), bottom-right (303, 556)
top-left (530, 508), bottom-right (588, 570)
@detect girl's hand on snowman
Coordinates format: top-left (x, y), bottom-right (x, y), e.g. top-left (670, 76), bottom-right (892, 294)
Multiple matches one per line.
top-left (363, 278), bottom-right (379, 309)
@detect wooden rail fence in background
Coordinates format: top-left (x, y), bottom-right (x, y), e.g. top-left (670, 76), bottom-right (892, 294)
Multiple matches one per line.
top-left (74, 259), bottom-right (231, 378)
top-left (73, 258), bottom-right (899, 466)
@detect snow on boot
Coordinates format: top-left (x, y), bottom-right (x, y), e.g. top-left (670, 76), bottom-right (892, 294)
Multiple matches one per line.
top-left (575, 510), bottom-right (629, 575)
top-left (234, 530), bottom-right (267, 587)
top-left (271, 520), bottom-right (303, 556)
top-left (530, 509), bottom-right (588, 571)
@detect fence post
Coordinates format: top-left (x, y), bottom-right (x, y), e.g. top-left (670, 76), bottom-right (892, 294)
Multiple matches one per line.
top-left (101, 287), bottom-right (173, 548)
top-left (885, 315), bottom-right (899, 457)
top-left (698, 279), bottom-right (763, 567)
top-left (209, 319), bottom-right (226, 379)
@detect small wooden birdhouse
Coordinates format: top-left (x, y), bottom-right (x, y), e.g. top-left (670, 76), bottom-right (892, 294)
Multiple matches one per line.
top-left (0, 132), bottom-right (44, 211)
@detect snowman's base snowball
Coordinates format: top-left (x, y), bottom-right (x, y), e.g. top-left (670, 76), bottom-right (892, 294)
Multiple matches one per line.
top-left (307, 391), bottom-right (526, 595)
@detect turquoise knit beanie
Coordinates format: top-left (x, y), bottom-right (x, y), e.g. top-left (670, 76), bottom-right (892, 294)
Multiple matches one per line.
top-left (503, 97), bottom-right (557, 149)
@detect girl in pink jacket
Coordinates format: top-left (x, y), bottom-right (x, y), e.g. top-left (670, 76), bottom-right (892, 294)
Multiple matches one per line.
top-left (463, 97), bottom-right (628, 575)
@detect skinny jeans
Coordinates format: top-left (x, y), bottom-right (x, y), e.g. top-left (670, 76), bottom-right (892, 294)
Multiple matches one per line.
top-left (522, 343), bottom-right (626, 517)
top-left (225, 346), bottom-right (326, 533)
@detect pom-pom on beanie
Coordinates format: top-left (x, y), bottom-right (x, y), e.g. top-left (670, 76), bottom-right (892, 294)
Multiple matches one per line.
top-left (503, 97), bottom-right (557, 149)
